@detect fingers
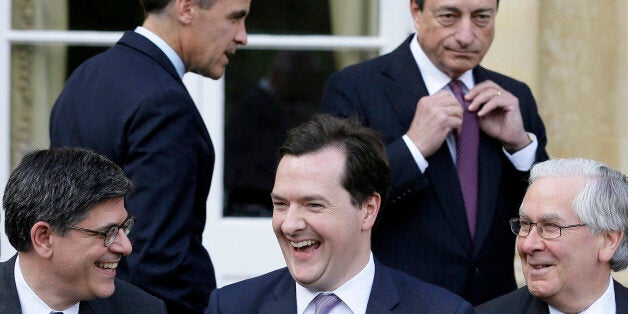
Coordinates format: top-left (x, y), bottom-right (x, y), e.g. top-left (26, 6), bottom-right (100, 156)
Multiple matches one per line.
top-left (466, 81), bottom-right (509, 116)
top-left (407, 92), bottom-right (463, 157)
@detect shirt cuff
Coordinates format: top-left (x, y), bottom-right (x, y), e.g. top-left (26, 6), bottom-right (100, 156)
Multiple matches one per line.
top-left (402, 134), bottom-right (428, 173)
top-left (503, 132), bottom-right (538, 171)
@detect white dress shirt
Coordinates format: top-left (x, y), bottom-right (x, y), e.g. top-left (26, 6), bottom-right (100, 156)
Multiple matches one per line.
top-left (296, 253), bottom-right (375, 314)
top-left (14, 255), bottom-right (80, 314)
top-left (134, 26), bottom-right (186, 79)
top-left (402, 33), bottom-right (538, 173)
top-left (548, 276), bottom-right (615, 314)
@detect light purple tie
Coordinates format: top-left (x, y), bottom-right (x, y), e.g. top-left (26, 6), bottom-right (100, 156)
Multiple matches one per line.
top-left (314, 293), bottom-right (342, 314)
top-left (449, 80), bottom-right (479, 239)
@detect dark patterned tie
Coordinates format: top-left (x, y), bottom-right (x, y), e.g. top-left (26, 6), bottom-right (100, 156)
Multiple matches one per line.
top-left (50, 311), bottom-right (64, 314)
top-left (313, 293), bottom-right (342, 314)
top-left (449, 80), bottom-right (479, 239)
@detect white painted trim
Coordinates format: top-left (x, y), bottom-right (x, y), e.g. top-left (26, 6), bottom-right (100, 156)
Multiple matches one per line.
top-left (0, 0), bottom-right (14, 262)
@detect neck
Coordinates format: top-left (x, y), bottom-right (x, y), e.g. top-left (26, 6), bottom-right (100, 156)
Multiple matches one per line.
top-left (142, 15), bottom-right (182, 58)
top-left (19, 253), bottom-right (78, 310)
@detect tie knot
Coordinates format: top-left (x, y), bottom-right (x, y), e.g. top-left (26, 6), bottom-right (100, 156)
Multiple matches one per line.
top-left (448, 79), bottom-right (464, 95)
top-left (313, 293), bottom-right (342, 314)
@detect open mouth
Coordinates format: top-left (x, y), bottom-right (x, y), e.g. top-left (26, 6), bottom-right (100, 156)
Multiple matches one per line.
top-left (291, 240), bottom-right (321, 253)
top-left (95, 262), bottom-right (118, 271)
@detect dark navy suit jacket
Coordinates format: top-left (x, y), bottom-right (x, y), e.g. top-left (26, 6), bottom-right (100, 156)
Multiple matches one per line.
top-left (206, 261), bottom-right (474, 313)
top-left (50, 31), bottom-right (216, 313)
top-left (0, 255), bottom-right (167, 314)
top-left (475, 281), bottom-right (628, 313)
top-left (320, 35), bottom-right (549, 305)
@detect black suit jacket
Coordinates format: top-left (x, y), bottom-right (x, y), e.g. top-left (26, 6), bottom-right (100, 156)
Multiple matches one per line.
top-left (0, 255), bottom-right (166, 314)
top-left (206, 261), bottom-right (474, 313)
top-left (320, 35), bottom-right (549, 305)
top-left (50, 31), bottom-right (216, 313)
top-left (475, 281), bottom-right (628, 313)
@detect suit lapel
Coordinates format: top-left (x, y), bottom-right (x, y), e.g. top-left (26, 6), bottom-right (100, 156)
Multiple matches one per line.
top-left (381, 36), bottom-right (425, 130)
top-left (118, 31), bottom-right (182, 84)
top-left (366, 262), bottom-right (399, 313)
top-left (79, 299), bottom-right (111, 314)
top-left (0, 256), bottom-right (22, 314)
top-left (260, 269), bottom-right (297, 314)
top-left (426, 145), bottom-right (473, 253)
top-left (470, 67), bottom-right (504, 256)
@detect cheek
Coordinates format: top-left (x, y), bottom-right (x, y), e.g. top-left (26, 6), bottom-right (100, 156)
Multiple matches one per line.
top-left (271, 216), bottom-right (283, 234)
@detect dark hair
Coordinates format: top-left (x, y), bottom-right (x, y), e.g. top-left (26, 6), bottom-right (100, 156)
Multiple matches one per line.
top-left (279, 114), bottom-right (391, 208)
top-left (139, 0), bottom-right (215, 13)
top-left (3, 147), bottom-right (133, 251)
top-left (414, 0), bottom-right (500, 11)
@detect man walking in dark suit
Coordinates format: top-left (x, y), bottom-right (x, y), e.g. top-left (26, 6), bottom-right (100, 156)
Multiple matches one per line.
top-left (207, 115), bottom-right (473, 313)
top-left (0, 147), bottom-right (166, 314)
top-left (477, 158), bottom-right (628, 313)
top-left (49, 0), bottom-right (250, 313)
top-left (320, 0), bottom-right (548, 305)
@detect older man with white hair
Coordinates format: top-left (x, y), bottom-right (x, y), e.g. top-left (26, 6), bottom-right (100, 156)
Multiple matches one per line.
top-left (477, 158), bottom-right (628, 313)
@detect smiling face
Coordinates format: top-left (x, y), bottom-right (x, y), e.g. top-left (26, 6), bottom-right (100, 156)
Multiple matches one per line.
top-left (271, 147), bottom-right (377, 291)
top-left (412, 0), bottom-right (496, 78)
top-left (517, 176), bottom-right (610, 307)
top-left (181, 0), bottom-right (250, 79)
top-left (50, 197), bottom-right (132, 301)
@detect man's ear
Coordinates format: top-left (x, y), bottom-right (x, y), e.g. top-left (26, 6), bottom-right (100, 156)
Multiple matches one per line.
top-left (410, 0), bottom-right (422, 31)
top-left (599, 230), bottom-right (623, 263)
top-left (30, 221), bottom-right (55, 258)
top-left (361, 193), bottom-right (381, 231)
top-left (174, 0), bottom-right (195, 24)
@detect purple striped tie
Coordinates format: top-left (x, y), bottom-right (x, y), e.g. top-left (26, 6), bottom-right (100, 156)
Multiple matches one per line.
top-left (314, 293), bottom-right (342, 314)
top-left (449, 80), bottom-right (479, 239)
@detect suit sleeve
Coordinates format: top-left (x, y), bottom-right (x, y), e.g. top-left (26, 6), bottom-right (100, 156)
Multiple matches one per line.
top-left (122, 87), bottom-right (212, 312)
top-left (320, 72), bottom-right (430, 209)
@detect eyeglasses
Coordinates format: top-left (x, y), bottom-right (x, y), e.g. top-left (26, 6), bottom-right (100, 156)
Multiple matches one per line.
top-left (68, 216), bottom-right (135, 247)
top-left (509, 217), bottom-right (586, 239)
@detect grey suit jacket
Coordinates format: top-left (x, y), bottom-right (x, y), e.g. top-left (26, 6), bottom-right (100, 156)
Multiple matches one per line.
top-left (0, 255), bottom-right (167, 314)
top-left (206, 260), bottom-right (474, 313)
top-left (475, 282), bottom-right (628, 314)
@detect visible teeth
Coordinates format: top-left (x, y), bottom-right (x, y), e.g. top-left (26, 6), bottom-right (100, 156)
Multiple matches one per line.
top-left (291, 240), bottom-right (318, 248)
top-left (96, 262), bottom-right (118, 269)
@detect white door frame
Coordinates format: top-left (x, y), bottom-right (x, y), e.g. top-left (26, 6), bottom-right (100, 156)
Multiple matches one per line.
top-left (0, 0), bottom-right (413, 287)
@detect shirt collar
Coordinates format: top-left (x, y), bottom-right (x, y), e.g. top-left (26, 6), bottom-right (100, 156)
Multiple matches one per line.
top-left (15, 255), bottom-right (81, 314)
top-left (296, 252), bottom-right (375, 314)
top-left (548, 275), bottom-right (616, 314)
top-left (134, 26), bottom-right (186, 79)
top-left (409, 33), bottom-right (474, 94)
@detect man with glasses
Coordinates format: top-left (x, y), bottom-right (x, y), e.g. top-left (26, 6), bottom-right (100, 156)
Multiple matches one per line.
top-left (0, 147), bottom-right (166, 313)
top-left (477, 158), bottom-right (628, 313)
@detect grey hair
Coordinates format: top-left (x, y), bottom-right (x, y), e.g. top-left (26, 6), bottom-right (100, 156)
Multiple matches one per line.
top-left (139, 0), bottom-right (216, 14)
top-left (3, 147), bottom-right (133, 252)
top-left (529, 158), bottom-right (628, 271)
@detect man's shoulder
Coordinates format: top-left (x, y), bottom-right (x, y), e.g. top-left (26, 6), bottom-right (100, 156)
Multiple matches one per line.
top-left (213, 268), bottom-right (292, 297)
top-left (382, 264), bottom-right (461, 298)
top-left (475, 286), bottom-right (541, 314)
top-left (107, 278), bottom-right (167, 311)
top-left (330, 35), bottom-right (413, 80)
top-left (208, 268), bottom-right (294, 313)
top-left (375, 264), bottom-right (473, 312)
